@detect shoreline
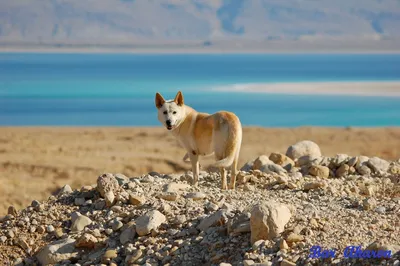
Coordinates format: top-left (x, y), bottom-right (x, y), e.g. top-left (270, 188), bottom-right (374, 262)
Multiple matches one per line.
top-left (2, 47), bottom-right (400, 55)
top-left (214, 81), bottom-right (400, 97)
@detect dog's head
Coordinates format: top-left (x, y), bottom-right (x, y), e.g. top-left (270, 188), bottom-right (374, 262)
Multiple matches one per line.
top-left (155, 91), bottom-right (185, 131)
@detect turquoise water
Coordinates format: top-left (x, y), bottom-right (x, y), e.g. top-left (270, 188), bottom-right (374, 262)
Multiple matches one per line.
top-left (1, 53), bottom-right (400, 126)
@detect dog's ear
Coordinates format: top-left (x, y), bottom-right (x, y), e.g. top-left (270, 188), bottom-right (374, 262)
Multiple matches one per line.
top-left (174, 91), bottom-right (184, 106)
top-left (155, 92), bottom-right (165, 109)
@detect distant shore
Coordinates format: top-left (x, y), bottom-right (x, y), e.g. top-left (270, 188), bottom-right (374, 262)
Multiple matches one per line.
top-left (2, 46), bottom-right (400, 55)
top-left (215, 81), bottom-right (400, 97)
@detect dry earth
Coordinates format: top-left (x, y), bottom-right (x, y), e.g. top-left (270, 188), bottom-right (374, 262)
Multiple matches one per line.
top-left (0, 127), bottom-right (399, 215)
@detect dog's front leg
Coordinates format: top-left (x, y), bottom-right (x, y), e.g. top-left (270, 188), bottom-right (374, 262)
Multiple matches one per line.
top-left (189, 153), bottom-right (199, 186)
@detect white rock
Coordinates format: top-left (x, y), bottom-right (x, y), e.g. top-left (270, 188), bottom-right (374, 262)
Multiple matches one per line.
top-left (367, 157), bottom-right (390, 173)
top-left (250, 201), bottom-right (292, 244)
top-left (286, 140), bottom-right (321, 160)
top-left (36, 238), bottom-right (78, 265)
top-left (253, 155), bottom-right (272, 170)
top-left (197, 210), bottom-right (228, 231)
top-left (135, 210), bottom-right (166, 236)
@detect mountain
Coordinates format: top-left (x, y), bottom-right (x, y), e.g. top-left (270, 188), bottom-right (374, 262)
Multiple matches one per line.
top-left (1, 0), bottom-right (400, 51)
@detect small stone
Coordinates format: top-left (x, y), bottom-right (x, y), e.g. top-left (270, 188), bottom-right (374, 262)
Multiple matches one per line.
top-left (185, 192), bottom-right (206, 200)
top-left (70, 212), bottom-right (92, 232)
top-left (120, 223), bottom-right (136, 244)
top-left (363, 197), bottom-right (377, 211)
top-left (281, 259), bottom-right (296, 266)
top-left (126, 249), bottom-right (143, 264)
top-left (58, 184), bottom-right (73, 195)
top-left (375, 206), bottom-right (386, 214)
top-left (75, 233), bottom-right (98, 249)
top-left (280, 239), bottom-right (289, 250)
top-left (253, 155), bottom-right (273, 170)
top-left (243, 260), bottom-right (255, 266)
top-left (159, 192), bottom-right (179, 201)
top-left (74, 198), bottom-right (86, 206)
top-left (335, 164), bottom-right (350, 177)
top-left (135, 210), bottom-right (166, 236)
top-left (367, 157), bottom-right (390, 173)
top-left (104, 191), bottom-right (115, 207)
top-left (7, 206), bottom-right (17, 216)
top-left (303, 181), bottom-right (326, 191)
top-left (129, 194), bottom-right (145, 206)
top-left (309, 165), bottom-right (329, 178)
top-left (54, 228), bottom-right (64, 239)
top-left (46, 225), bottom-right (55, 233)
top-left (286, 233), bottom-right (304, 243)
top-left (103, 249), bottom-right (118, 262)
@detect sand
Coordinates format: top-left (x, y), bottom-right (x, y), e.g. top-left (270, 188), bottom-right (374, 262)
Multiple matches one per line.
top-left (215, 81), bottom-right (400, 97)
top-left (1, 126), bottom-right (399, 215)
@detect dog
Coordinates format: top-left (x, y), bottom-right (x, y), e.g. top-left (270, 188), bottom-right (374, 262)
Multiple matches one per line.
top-left (155, 91), bottom-right (242, 189)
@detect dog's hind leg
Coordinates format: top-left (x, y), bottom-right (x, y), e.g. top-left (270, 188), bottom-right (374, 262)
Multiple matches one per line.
top-left (189, 153), bottom-right (199, 186)
top-left (220, 167), bottom-right (227, 190)
top-left (228, 156), bottom-right (238, 189)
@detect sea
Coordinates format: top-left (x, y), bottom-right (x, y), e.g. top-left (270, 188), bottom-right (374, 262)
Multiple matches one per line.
top-left (1, 53), bottom-right (400, 127)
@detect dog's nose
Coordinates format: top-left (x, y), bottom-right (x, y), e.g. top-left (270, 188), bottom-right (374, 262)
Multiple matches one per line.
top-left (166, 120), bottom-right (172, 126)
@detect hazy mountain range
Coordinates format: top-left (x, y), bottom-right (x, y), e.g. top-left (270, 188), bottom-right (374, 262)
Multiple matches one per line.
top-left (1, 0), bottom-right (400, 51)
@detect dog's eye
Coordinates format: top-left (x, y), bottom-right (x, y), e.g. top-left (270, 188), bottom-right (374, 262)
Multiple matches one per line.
top-left (163, 111), bottom-right (167, 115)
top-left (173, 111), bottom-right (177, 114)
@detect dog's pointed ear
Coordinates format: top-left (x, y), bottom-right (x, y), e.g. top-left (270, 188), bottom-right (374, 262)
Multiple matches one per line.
top-left (174, 91), bottom-right (184, 106)
top-left (155, 92), bottom-right (165, 109)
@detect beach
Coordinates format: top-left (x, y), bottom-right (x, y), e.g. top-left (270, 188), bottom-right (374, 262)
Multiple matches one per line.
top-left (1, 126), bottom-right (399, 215)
top-left (215, 81), bottom-right (400, 97)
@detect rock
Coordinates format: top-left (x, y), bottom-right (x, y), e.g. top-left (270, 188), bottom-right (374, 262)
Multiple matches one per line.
top-left (7, 206), bottom-right (17, 216)
top-left (159, 192), bottom-right (179, 201)
top-left (253, 155), bottom-right (272, 170)
top-left (335, 164), bottom-right (350, 177)
top-left (260, 163), bottom-right (286, 175)
top-left (269, 153), bottom-right (295, 168)
top-left (104, 191), bottom-right (116, 207)
top-left (281, 259), bottom-right (296, 266)
top-left (243, 260), bottom-right (255, 266)
top-left (279, 239), bottom-right (289, 250)
top-left (276, 175), bottom-right (288, 184)
top-left (219, 263), bottom-right (232, 266)
top-left (103, 249), bottom-right (118, 262)
top-left (367, 157), bottom-right (390, 173)
top-left (97, 173), bottom-right (119, 199)
top-left (286, 140), bottom-right (321, 160)
top-left (366, 241), bottom-right (400, 254)
top-left (296, 155), bottom-right (317, 167)
top-left (357, 165), bottom-right (372, 175)
top-left (70, 212), bottom-right (92, 232)
top-left (303, 181), bottom-right (326, 191)
top-left (309, 165), bottom-right (329, 178)
top-left (126, 249), bottom-right (143, 264)
top-left (120, 223), bottom-right (136, 244)
top-left (135, 210), bottom-right (166, 236)
top-left (240, 160), bottom-right (254, 172)
top-left (74, 197), bottom-right (85, 206)
top-left (58, 184), bottom-right (73, 195)
top-left (347, 157), bottom-right (358, 167)
top-left (162, 182), bottom-right (190, 193)
top-left (332, 154), bottom-right (349, 166)
top-left (185, 192), bottom-right (206, 200)
top-left (286, 233), bottom-right (304, 243)
top-left (375, 206), bottom-right (386, 214)
top-left (389, 164), bottom-right (400, 174)
top-left (46, 225), bottom-right (55, 233)
top-left (363, 197), bottom-right (377, 211)
top-left (197, 210), bottom-right (229, 231)
top-left (114, 173), bottom-right (130, 185)
top-left (250, 201), bottom-right (292, 244)
top-left (228, 213), bottom-right (251, 235)
top-left (129, 194), bottom-right (145, 206)
top-left (36, 238), bottom-right (78, 265)
top-left (75, 233), bottom-right (98, 249)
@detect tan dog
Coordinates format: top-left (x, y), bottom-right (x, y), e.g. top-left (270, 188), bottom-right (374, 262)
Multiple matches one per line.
top-left (155, 91), bottom-right (242, 189)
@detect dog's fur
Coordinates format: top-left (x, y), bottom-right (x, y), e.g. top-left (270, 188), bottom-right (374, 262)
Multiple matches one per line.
top-left (155, 91), bottom-right (242, 189)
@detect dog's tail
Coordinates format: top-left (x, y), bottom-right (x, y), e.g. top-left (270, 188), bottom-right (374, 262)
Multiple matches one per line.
top-left (213, 113), bottom-right (242, 168)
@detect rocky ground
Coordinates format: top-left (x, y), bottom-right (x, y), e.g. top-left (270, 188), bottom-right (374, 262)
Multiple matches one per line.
top-left (0, 140), bottom-right (399, 266)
